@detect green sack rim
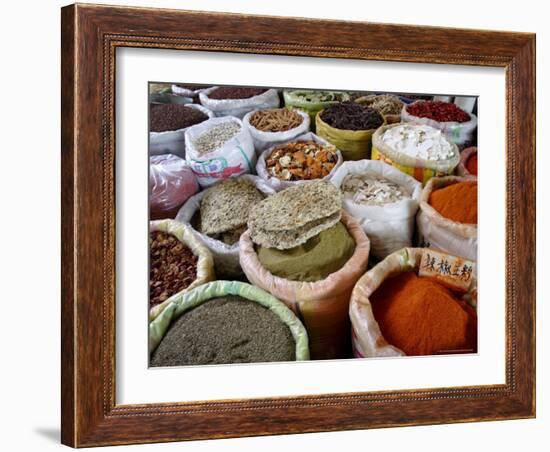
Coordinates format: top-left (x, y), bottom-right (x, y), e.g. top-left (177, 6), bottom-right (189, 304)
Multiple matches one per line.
top-left (149, 280), bottom-right (310, 361)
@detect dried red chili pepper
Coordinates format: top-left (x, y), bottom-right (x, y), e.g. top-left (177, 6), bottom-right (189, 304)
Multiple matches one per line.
top-left (407, 101), bottom-right (470, 123)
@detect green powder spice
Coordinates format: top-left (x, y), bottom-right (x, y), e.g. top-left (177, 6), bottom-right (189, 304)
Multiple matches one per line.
top-left (257, 222), bottom-right (355, 282)
top-left (150, 295), bottom-right (296, 366)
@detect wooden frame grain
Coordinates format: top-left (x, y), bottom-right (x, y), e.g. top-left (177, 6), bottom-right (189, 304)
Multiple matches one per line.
top-left (61, 3), bottom-right (536, 447)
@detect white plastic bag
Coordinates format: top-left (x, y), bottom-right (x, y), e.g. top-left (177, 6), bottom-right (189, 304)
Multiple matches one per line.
top-left (175, 175), bottom-right (276, 278)
top-left (330, 160), bottom-right (422, 259)
top-left (416, 176), bottom-right (478, 261)
top-left (185, 116), bottom-right (256, 188)
top-left (199, 87), bottom-right (280, 119)
top-left (149, 104), bottom-right (214, 158)
top-left (401, 101), bottom-right (477, 147)
top-left (256, 132), bottom-right (343, 192)
top-left (149, 154), bottom-right (199, 220)
top-left (242, 108), bottom-right (310, 153)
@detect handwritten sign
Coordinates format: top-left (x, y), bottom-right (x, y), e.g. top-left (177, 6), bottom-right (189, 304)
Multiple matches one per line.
top-left (418, 250), bottom-right (475, 293)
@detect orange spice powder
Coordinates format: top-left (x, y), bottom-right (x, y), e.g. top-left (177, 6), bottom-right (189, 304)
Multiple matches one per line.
top-left (429, 181), bottom-right (477, 224)
top-left (371, 272), bottom-right (477, 356)
top-left (466, 154), bottom-right (478, 175)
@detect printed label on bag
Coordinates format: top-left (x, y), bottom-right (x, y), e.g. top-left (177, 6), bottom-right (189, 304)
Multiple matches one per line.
top-left (418, 249), bottom-right (475, 292)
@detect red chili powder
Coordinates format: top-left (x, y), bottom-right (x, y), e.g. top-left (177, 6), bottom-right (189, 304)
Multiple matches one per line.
top-left (429, 181), bottom-right (477, 224)
top-left (371, 272), bottom-right (477, 356)
top-left (466, 154), bottom-right (478, 176)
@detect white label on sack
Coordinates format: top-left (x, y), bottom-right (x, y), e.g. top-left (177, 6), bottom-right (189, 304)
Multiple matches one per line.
top-left (418, 249), bottom-right (475, 292)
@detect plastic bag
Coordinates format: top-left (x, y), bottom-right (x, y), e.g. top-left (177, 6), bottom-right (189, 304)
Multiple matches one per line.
top-left (283, 90), bottom-right (351, 131)
top-left (198, 87), bottom-right (280, 119)
top-left (149, 280), bottom-right (310, 360)
top-left (256, 132), bottom-right (343, 192)
top-left (149, 280), bottom-right (310, 359)
top-left (330, 160), bottom-right (422, 259)
top-left (175, 175), bottom-right (276, 278)
top-left (149, 220), bottom-right (216, 321)
top-left (350, 247), bottom-right (477, 358)
top-left (401, 101), bottom-right (478, 147)
top-left (185, 116), bottom-right (256, 188)
top-left (457, 146), bottom-right (478, 177)
top-left (242, 108), bottom-right (310, 154)
top-left (239, 211), bottom-right (370, 360)
top-left (416, 176), bottom-right (478, 261)
top-left (315, 110), bottom-right (387, 160)
top-left (149, 155), bottom-right (199, 220)
top-left (149, 104), bottom-right (214, 158)
top-left (371, 124), bottom-right (460, 185)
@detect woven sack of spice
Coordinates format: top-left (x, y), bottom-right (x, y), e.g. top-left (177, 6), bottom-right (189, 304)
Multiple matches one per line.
top-left (416, 176), bottom-right (478, 261)
top-left (283, 90), bottom-right (351, 131)
top-left (149, 220), bottom-right (216, 321)
top-left (175, 175), bottom-right (276, 278)
top-left (350, 247), bottom-right (477, 358)
top-left (330, 160), bottom-right (422, 259)
top-left (315, 107), bottom-right (387, 161)
top-left (371, 123), bottom-right (460, 185)
top-left (149, 104), bottom-right (214, 158)
top-left (256, 132), bottom-right (343, 192)
top-left (149, 280), bottom-right (310, 360)
top-left (198, 87), bottom-right (280, 119)
top-left (354, 94), bottom-right (404, 124)
top-left (457, 146), bottom-right (478, 177)
top-left (184, 116), bottom-right (256, 188)
top-left (243, 108), bottom-right (311, 153)
top-left (401, 101), bottom-right (477, 148)
top-left (240, 210), bottom-right (370, 360)
top-left (149, 155), bottom-right (199, 220)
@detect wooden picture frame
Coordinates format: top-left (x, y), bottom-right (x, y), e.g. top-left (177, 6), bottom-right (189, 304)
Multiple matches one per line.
top-left (61, 3), bottom-right (536, 447)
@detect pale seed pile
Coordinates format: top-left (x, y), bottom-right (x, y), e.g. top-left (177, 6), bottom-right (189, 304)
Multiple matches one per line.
top-left (193, 121), bottom-right (241, 155)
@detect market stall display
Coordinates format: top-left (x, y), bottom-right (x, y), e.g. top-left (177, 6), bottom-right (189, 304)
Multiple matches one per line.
top-left (354, 94), bottom-right (404, 124)
top-left (199, 86), bottom-right (280, 118)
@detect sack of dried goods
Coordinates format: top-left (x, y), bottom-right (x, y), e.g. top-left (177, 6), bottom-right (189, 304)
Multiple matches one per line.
top-left (330, 160), bottom-right (422, 259)
top-left (149, 154), bottom-right (199, 220)
top-left (176, 175), bottom-right (275, 278)
top-left (457, 146), bottom-right (478, 177)
top-left (149, 103), bottom-right (214, 158)
top-left (283, 90), bottom-right (351, 131)
top-left (256, 132), bottom-right (343, 191)
top-left (240, 181), bottom-right (370, 360)
top-left (401, 100), bottom-right (477, 147)
top-left (199, 86), bottom-right (280, 119)
top-left (149, 280), bottom-right (310, 364)
top-left (315, 102), bottom-right (386, 160)
top-left (371, 123), bottom-right (460, 185)
top-left (185, 116), bottom-right (256, 188)
top-left (354, 94), bottom-right (404, 124)
top-left (416, 176), bottom-right (478, 261)
top-left (149, 220), bottom-right (216, 321)
top-left (243, 108), bottom-right (310, 153)
top-left (171, 83), bottom-right (213, 102)
top-left (350, 247), bottom-right (477, 358)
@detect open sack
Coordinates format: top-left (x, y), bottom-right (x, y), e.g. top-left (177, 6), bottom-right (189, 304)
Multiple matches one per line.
top-left (199, 87), bottom-right (280, 119)
top-left (149, 220), bottom-right (216, 321)
top-left (239, 211), bottom-right (370, 360)
top-left (349, 247), bottom-right (477, 358)
top-left (330, 160), bottom-right (422, 259)
top-left (149, 280), bottom-right (310, 361)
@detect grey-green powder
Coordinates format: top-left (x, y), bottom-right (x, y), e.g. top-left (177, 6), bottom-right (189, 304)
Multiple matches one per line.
top-left (150, 295), bottom-right (296, 366)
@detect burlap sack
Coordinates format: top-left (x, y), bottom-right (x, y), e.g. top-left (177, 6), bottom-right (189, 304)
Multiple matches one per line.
top-left (239, 211), bottom-right (370, 360)
top-left (457, 146), bottom-right (478, 177)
